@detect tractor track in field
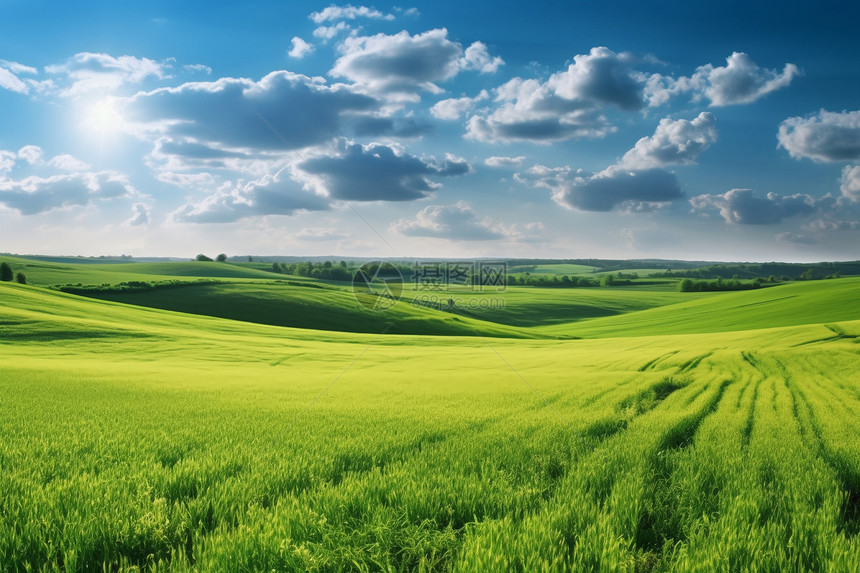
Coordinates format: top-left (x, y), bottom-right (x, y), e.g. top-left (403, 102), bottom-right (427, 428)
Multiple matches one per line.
top-left (783, 364), bottom-right (860, 538)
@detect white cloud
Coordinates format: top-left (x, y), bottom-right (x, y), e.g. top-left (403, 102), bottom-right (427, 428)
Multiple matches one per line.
top-left (0, 151), bottom-right (17, 172)
top-left (485, 155), bottom-right (526, 168)
top-left (460, 42), bottom-right (504, 74)
top-left (392, 201), bottom-right (505, 240)
top-left (330, 29), bottom-right (502, 100)
top-left (310, 4), bottom-right (395, 23)
top-left (0, 66), bottom-right (29, 94)
top-left (645, 52), bottom-right (797, 107)
top-left (778, 109), bottom-right (860, 162)
top-left (288, 37), bottom-right (315, 59)
top-left (0, 171), bottom-right (136, 215)
top-left (0, 59), bottom-right (37, 75)
top-left (17, 145), bottom-right (44, 165)
top-left (430, 90), bottom-right (488, 120)
top-left (48, 153), bottom-right (91, 171)
top-left (466, 47), bottom-right (645, 143)
top-left (172, 174), bottom-right (330, 223)
top-left (45, 52), bottom-right (170, 97)
top-left (689, 188), bottom-right (823, 224)
top-left (841, 165), bottom-right (860, 202)
top-left (519, 165), bottom-right (682, 212)
top-left (313, 22), bottom-right (351, 41)
top-left (620, 112), bottom-right (717, 169)
top-left (295, 141), bottom-right (471, 201)
top-left (128, 203), bottom-right (150, 226)
top-left (696, 52), bottom-right (799, 106)
top-left (123, 71), bottom-right (379, 153)
top-left (183, 64), bottom-right (212, 75)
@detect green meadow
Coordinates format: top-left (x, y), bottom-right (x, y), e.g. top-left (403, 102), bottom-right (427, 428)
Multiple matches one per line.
top-left (1, 257), bottom-right (860, 571)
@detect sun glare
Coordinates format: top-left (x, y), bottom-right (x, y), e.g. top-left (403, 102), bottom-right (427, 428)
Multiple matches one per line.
top-left (84, 99), bottom-right (123, 134)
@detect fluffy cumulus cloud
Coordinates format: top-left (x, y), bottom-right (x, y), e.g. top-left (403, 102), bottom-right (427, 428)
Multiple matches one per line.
top-left (620, 112), bottom-right (717, 168)
top-left (520, 165), bottom-right (682, 212)
top-left (173, 174), bottom-right (330, 223)
top-left (430, 90), bottom-right (488, 120)
top-left (310, 4), bottom-right (395, 23)
top-left (778, 110), bottom-right (860, 162)
top-left (392, 201), bottom-right (504, 240)
top-left (330, 29), bottom-right (503, 100)
top-left (485, 155), bottom-right (526, 168)
top-left (288, 37), bottom-right (314, 59)
top-left (696, 52), bottom-right (799, 107)
top-left (690, 188), bottom-right (824, 224)
top-left (841, 165), bottom-right (860, 202)
top-left (123, 71), bottom-right (378, 153)
top-left (460, 42), bottom-right (504, 74)
top-left (646, 52), bottom-right (798, 107)
top-left (466, 47), bottom-right (644, 143)
top-left (296, 141), bottom-right (471, 201)
top-left (0, 171), bottom-right (136, 215)
top-left (45, 52), bottom-right (170, 96)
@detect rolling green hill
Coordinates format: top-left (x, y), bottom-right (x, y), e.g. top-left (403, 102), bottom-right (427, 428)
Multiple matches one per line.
top-left (2, 279), bottom-right (860, 570)
top-left (545, 277), bottom-right (860, 338)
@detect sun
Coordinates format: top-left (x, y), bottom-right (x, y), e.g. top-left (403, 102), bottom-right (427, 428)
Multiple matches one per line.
top-left (83, 99), bottom-right (123, 135)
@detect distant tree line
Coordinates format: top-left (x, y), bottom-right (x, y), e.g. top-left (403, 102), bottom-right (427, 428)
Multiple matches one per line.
top-left (652, 261), bottom-right (859, 281)
top-left (509, 273), bottom-right (636, 288)
top-left (53, 279), bottom-right (219, 295)
top-left (678, 277), bottom-right (774, 292)
top-left (271, 260), bottom-right (353, 281)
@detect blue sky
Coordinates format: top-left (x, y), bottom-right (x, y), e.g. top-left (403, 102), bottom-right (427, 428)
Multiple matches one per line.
top-left (1, 0), bottom-right (859, 261)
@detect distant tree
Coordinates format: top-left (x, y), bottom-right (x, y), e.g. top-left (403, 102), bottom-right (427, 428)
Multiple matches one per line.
top-left (196, 254), bottom-right (213, 262)
top-left (0, 262), bottom-right (12, 282)
top-left (679, 278), bottom-right (695, 292)
top-left (216, 253), bottom-right (227, 262)
top-left (15, 272), bottom-right (26, 284)
top-left (272, 262), bottom-right (282, 273)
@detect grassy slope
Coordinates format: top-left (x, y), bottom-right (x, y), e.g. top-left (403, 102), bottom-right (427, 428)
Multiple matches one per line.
top-left (0, 256), bottom-right (288, 285)
top-left (83, 282), bottom-right (529, 338)
top-left (543, 277), bottom-right (860, 338)
top-left (2, 281), bottom-right (860, 570)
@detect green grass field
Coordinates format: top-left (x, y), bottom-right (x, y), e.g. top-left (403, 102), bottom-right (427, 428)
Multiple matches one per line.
top-left (2, 258), bottom-right (860, 571)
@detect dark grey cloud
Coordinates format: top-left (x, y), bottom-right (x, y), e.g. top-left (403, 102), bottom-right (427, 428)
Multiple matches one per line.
top-left (173, 176), bottom-right (330, 223)
top-left (296, 142), bottom-right (470, 201)
top-left (124, 71), bottom-right (379, 152)
top-left (778, 110), bottom-right (860, 162)
top-left (0, 172), bottom-right (135, 215)
top-left (520, 165), bottom-right (682, 212)
top-left (690, 188), bottom-right (822, 224)
top-left (392, 202), bottom-right (504, 240)
top-left (330, 29), bottom-right (502, 99)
